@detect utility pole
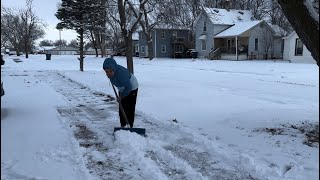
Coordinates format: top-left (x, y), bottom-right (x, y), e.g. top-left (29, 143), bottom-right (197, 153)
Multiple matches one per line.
top-left (59, 29), bottom-right (62, 55)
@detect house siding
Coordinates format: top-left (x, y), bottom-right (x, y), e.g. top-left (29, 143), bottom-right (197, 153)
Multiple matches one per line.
top-left (283, 32), bottom-right (315, 64)
top-left (195, 13), bottom-right (233, 58)
top-left (139, 29), bottom-right (193, 58)
top-left (248, 23), bottom-right (282, 59)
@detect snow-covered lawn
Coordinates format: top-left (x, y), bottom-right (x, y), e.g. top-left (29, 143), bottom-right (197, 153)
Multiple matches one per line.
top-left (1, 55), bottom-right (319, 180)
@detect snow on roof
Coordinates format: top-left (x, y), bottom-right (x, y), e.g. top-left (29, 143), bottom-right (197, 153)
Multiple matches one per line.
top-left (268, 23), bottom-right (288, 36)
top-left (214, 20), bottom-right (262, 38)
top-left (132, 32), bottom-right (139, 40)
top-left (204, 7), bottom-right (253, 25)
top-left (40, 46), bottom-right (56, 50)
top-left (282, 31), bottom-right (297, 39)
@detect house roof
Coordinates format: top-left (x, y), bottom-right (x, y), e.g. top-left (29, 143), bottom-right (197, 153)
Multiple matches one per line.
top-left (204, 7), bottom-right (253, 25)
top-left (51, 46), bottom-right (78, 51)
top-left (282, 31), bottom-right (296, 39)
top-left (214, 20), bottom-right (263, 38)
top-left (40, 46), bottom-right (56, 50)
top-left (268, 23), bottom-right (288, 36)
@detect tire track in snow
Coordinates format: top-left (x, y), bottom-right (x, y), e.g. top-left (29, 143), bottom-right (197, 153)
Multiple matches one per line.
top-left (35, 71), bottom-right (258, 180)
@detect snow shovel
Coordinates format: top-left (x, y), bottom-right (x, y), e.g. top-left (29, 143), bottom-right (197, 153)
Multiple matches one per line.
top-left (111, 82), bottom-right (146, 136)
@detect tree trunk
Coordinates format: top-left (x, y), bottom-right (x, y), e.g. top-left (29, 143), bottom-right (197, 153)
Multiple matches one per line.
top-left (100, 0), bottom-right (107, 57)
top-left (89, 30), bottom-right (99, 57)
top-left (100, 33), bottom-right (106, 57)
top-left (277, 0), bottom-right (319, 66)
top-left (126, 31), bottom-right (134, 74)
top-left (79, 28), bottom-right (84, 71)
top-left (147, 38), bottom-right (153, 60)
top-left (25, 39), bottom-right (29, 58)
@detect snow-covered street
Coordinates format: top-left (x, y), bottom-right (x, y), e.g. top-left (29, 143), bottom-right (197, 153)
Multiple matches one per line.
top-left (1, 55), bottom-right (319, 180)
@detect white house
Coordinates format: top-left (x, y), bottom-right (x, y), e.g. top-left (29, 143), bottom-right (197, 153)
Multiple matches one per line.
top-left (282, 31), bottom-right (316, 64)
top-left (194, 8), bottom-right (284, 60)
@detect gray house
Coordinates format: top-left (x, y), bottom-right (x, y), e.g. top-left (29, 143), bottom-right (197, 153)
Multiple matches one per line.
top-left (138, 28), bottom-right (194, 58)
top-left (194, 8), bottom-right (283, 60)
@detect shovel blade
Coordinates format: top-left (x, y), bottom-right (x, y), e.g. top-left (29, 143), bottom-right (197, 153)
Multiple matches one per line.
top-left (113, 127), bottom-right (146, 136)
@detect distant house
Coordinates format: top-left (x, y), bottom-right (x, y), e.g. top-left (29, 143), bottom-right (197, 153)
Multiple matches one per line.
top-left (85, 48), bottom-right (114, 55)
top-left (45, 46), bottom-right (78, 55)
top-left (36, 46), bottom-right (56, 54)
top-left (138, 28), bottom-right (194, 58)
top-left (132, 32), bottom-right (139, 57)
top-left (194, 8), bottom-right (284, 60)
top-left (282, 31), bottom-right (316, 64)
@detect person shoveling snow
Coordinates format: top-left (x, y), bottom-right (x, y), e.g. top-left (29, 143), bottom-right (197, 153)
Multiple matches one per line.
top-left (103, 57), bottom-right (145, 136)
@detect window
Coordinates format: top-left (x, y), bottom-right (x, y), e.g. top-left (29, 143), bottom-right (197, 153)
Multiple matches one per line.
top-left (254, 38), bottom-right (259, 51)
top-left (162, 32), bottom-right (165, 39)
top-left (134, 45), bottom-right (139, 53)
top-left (141, 46), bottom-right (145, 53)
top-left (295, 38), bottom-right (303, 56)
top-left (203, 21), bottom-right (207, 32)
top-left (201, 40), bottom-right (206, 51)
top-left (161, 45), bottom-right (166, 53)
top-left (172, 31), bottom-right (177, 39)
top-left (175, 45), bottom-right (182, 52)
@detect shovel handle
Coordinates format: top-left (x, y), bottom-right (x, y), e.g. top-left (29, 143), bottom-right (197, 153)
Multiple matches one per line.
top-left (111, 82), bottom-right (130, 127)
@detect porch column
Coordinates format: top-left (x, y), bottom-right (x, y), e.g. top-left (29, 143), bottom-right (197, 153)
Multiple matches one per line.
top-left (236, 36), bottom-right (238, 61)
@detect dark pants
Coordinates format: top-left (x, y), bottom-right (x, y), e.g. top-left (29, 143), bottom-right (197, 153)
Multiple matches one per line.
top-left (119, 88), bottom-right (138, 127)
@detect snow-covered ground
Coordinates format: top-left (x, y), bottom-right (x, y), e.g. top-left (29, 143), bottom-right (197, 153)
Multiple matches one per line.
top-left (1, 55), bottom-right (319, 180)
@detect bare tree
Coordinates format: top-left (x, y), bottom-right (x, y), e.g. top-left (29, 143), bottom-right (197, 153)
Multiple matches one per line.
top-left (39, 39), bottom-right (54, 46)
top-left (68, 39), bottom-right (78, 48)
top-left (260, 24), bottom-right (274, 59)
top-left (277, 0), bottom-right (319, 65)
top-left (115, 0), bottom-right (147, 74)
top-left (267, 1), bottom-right (292, 35)
top-left (53, 39), bottom-right (67, 46)
top-left (137, 0), bottom-right (161, 60)
top-left (20, 0), bottom-right (45, 58)
top-left (1, 7), bottom-right (24, 55)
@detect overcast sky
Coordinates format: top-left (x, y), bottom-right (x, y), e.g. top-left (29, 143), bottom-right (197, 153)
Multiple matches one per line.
top-left (2, 0), bottom-right (78, 44)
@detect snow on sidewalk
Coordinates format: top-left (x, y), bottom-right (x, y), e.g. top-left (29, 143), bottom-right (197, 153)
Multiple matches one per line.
top-left (1, 71), bottom-right (93, 180)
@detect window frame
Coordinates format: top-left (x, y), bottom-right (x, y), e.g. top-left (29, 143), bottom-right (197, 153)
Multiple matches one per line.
top-left (254, 38), bottom-right (259, 51)
top-left (201, 40), bottom-right (206, 51)
top-left (295, 38), bottom-right (303, 56)
top-left (161, 45), bottom-right (166, 53)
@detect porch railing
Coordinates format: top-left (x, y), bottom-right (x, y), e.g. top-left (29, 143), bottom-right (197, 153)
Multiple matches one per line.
top-left (220, 46), bottom-right (248, 55)
top-left (172, 37), bottom-right (186, 44)
top-left (209, 48), bottom-right (221, 60)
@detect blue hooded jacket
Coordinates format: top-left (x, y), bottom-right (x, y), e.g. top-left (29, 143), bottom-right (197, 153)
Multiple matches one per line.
top-left (103, 58), bottom-right (137, 97)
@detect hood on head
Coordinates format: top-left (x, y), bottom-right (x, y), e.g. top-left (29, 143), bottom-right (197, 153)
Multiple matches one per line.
top-left (103, 57), bottom-right (117, 71)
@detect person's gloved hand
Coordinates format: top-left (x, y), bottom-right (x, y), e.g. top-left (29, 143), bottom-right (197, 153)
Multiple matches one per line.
top-left (117, 96), bottom-right (122, 103)
top-left (117, 93), bottom-right (123, 103)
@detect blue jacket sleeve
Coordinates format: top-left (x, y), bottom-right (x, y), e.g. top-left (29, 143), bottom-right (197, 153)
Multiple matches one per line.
top-left (117, 68), bottom-right (132, 97)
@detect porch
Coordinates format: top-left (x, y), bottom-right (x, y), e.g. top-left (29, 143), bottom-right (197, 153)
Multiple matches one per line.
top-left (210, 37), bottom-right (249, 60)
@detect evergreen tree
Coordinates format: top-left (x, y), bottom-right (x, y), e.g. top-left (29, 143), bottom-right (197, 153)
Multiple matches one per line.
top-left (55, 0), bottom-right (103, 71)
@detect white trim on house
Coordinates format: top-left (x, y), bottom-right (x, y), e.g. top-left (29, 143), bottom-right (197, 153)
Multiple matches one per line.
top-left (199, 35), bottom-right (207, 40)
